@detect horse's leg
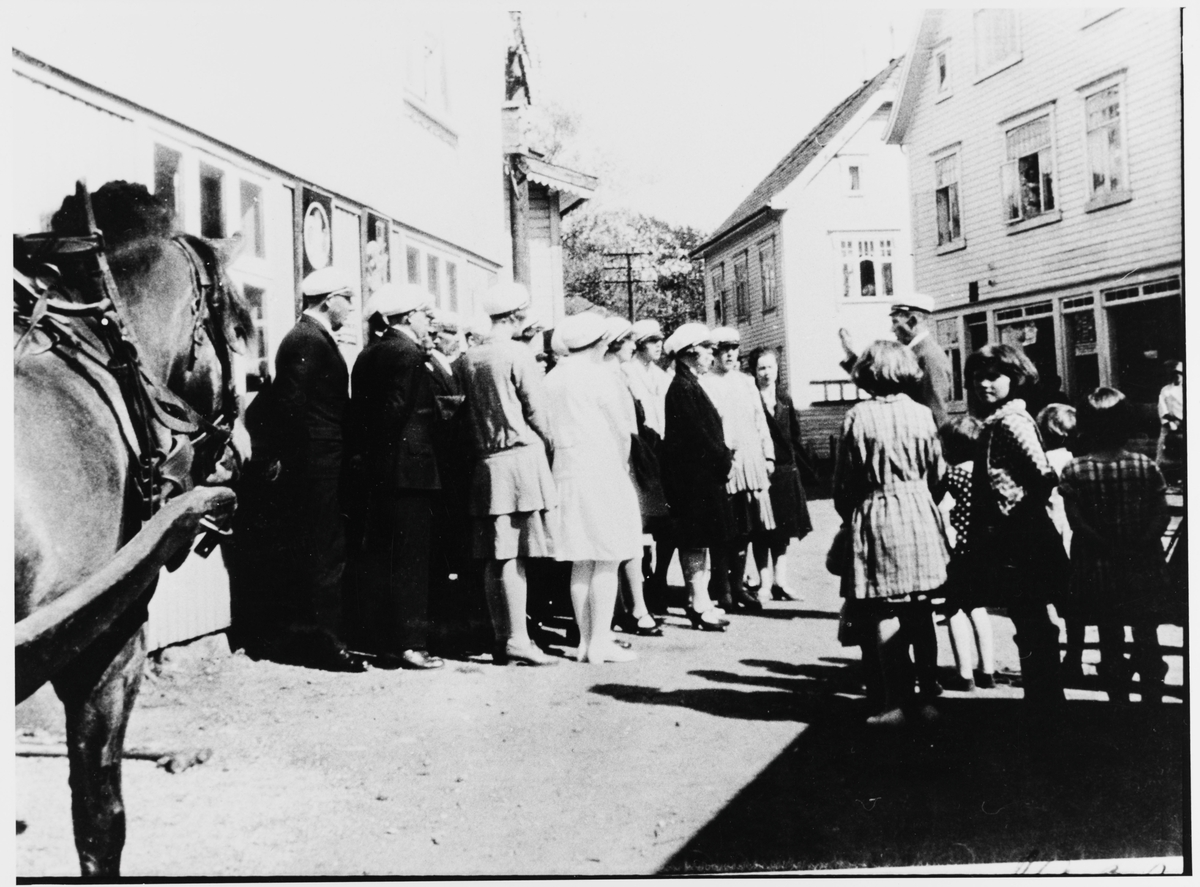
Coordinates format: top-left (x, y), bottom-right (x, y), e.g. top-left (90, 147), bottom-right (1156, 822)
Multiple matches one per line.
top-left (52, 606), bottom-right (148, 877)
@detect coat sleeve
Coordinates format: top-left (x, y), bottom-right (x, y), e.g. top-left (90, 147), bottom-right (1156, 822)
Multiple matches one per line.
top-left (831, 411), bottom-right (860, 522)
top-left (919, 343), bottom-right (953, 429)
top-left (512, 348), bottom-right (554, 450)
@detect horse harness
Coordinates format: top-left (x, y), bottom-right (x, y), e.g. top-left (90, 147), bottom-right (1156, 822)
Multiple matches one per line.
top-left (14, 186), bottom-right (238, 543)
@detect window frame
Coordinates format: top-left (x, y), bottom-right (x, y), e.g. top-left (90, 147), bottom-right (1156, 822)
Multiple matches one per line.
top-left (733, 252), bottom-right (750, 321)
top-left (758, 236), bottom-right (778, 312)
top-left (931, 145), bottom-right (966, 254)
top-left (1079, 70), bottom-right (1132, 212)
top-left (933, 38), bottom-right (953, 102)
top-left (973, 9), bottom-right (1022, 84)
top-left (999, 103), bottom-right (1063, 233)
top-left (711, 263), bottom-right (727, 325)
top-left (835, 233), bottom-right (898, 301)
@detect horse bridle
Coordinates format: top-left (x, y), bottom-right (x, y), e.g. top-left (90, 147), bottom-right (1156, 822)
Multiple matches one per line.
top-left (14, 182), bottom-right (241, 536)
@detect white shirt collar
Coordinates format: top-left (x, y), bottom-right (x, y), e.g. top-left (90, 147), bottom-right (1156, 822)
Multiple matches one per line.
top-left (908, 328), bottom-right (930, 349)
top-left (302, 309), bottom-right (334, 336)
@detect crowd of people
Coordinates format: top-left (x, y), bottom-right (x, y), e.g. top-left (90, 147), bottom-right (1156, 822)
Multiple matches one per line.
top-left (229, 272), bottom-right (1177, 725)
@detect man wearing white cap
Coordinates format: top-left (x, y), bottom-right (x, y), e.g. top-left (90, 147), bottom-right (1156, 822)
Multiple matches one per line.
top-left (347, 283), bottom-right (445, 670)
top-left (838, 293), bottom-right (952, 429)
top-left (269, 266), bottom-right (362, 670)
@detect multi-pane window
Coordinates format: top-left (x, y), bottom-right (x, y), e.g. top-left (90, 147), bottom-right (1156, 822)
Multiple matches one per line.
top-left (974, 9), bottom-right (1020, 77)
top-left (239, 181), bottom-right (265, 258)
top-left (1085, 83), bottom-right (1127, 200)
top-left (446, 261), bottom-right (459, 312)
top-left (758, 237), bottom-right (777, 311)
top-left (427, 254), bottom-right (440, 303)
top-left (733, 253), bottom-right (749, 319)
top-left (711, 265), bottom-right (726, 324)
top-left (1003, 114), bottom-right (1056, 222)
top-left (839, 237), bottom-right (894, 298)
top-left (935, 152), bottom-right (962, 246)
top-left (406, 246), bottom-right (421, 284)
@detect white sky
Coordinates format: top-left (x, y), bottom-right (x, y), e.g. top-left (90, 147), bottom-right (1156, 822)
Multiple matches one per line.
top-left (520, 3), bottom-right (922, 231)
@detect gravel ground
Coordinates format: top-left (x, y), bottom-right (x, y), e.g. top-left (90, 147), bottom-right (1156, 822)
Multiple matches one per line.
top-left (15, 500), bottom-right (1186, 877)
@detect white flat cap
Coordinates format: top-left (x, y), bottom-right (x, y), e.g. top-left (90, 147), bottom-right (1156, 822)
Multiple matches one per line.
top-left (710, 326), bottom-right (741, 347)
top-left (664, 322), bottom-right (713, 356)
top-left (430, 309), bottom-right (461, 333)
top-left (890, 293), bottom-right (937, 314)
top-left (301, 266), bottom-right (354, 299)
top-left (604, 316), bottom-right (633, 345)
top-left (364, 282), bottom-right (430, 318)
top-left (548, 328), bottom-right (569, 357)
top-left (558, 312), bottom-right (610, 351)
top-left (519, 311), bottom-right (546, 335)
top-left (483, 281), bottom-right (531, 317)
top-left (631, 319), bottom-right (663, 343)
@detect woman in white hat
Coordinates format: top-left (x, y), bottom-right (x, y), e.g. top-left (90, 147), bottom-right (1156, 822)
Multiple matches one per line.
top-left (604, 317), bottom-right (665, 638)
top-left (544, 314), bottom-right (644, 662)
top-left (660, 323), bottom-right (732, 630)
top-left (458, 282), bottom-right (558, 666)
top-left (700, 327), bottom-right (776, 614)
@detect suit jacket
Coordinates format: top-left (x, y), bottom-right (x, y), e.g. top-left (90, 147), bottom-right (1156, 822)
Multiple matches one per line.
top-left (349, 328), bottom-right (440, 493)
top-left (911, 333), bottom-right (952, 429)
top-left (273, 314), bottom-right (349, 478)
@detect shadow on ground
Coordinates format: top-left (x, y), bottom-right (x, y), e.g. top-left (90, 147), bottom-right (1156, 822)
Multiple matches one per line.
top-left (590, 659), bottom-right (1187, 873)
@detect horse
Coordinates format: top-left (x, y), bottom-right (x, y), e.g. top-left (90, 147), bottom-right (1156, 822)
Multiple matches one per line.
top-left (14, 180), bottom-right (253, 876)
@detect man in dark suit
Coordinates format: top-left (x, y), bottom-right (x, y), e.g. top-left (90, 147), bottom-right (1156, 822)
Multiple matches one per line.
top-left (271, 266), bottom-right (364, 670)
top-left (348, 283), bottom-right (445, 670)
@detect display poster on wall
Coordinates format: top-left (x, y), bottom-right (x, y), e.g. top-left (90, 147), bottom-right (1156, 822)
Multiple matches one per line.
top-left (365, 212), bottom-right (390, 298)
top-left (302, 189), bottom-right (333, 275)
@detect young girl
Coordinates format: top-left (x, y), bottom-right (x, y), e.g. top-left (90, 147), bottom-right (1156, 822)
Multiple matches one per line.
top-left (1059, 388), bottom-right (1171, 702)
top-left (833, 340), bottom-right (951, 725)
top-left (935, 415), bottom-right (996, 691)
top-left (963, 344), bottom-right (1066, 705)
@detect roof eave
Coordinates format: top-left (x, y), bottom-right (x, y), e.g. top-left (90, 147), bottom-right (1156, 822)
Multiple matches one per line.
top-left (884, 10), bottom-right (944, 145)
top-left (689, 206), bottom-right (784, 258)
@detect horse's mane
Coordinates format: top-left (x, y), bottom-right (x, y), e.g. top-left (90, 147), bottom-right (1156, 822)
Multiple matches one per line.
top-left (51, 181), bottom-right (253, 345)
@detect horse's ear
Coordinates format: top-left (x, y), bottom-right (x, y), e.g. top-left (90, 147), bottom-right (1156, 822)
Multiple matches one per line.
top-left (209, 233), bottom-right (248, 268)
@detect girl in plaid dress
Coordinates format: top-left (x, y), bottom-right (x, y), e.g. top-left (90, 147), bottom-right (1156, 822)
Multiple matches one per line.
top-left (834, 341), bottom-right (951, 725)
top-left (1059, 388), bottom-right (1171, 701)
top-left (964, 344), bottom-right (1067, 705)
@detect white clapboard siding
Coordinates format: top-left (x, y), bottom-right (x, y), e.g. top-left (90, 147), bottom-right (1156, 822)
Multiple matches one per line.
top-left (905, 9), bottom-right (1181, 308)
top-left (145, 552), bottom-right (231, 652)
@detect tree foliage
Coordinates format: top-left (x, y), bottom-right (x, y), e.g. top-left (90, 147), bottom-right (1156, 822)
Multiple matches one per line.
top-left (561, 207), bottom-right (706, 332)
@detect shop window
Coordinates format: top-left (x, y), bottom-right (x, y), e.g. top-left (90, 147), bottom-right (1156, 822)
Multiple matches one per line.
top-left (199, 162), bottom-right (224, 239)
top-left (996, 302), bottom-right (1057, 393)
top-left (239, 180), bottom-right (265, 258)
top-left (1063, 298), bottom-right (1100, 398)
top-left (934, 152), bottom-right (963, 250)
top-left (1084, 79), bottom-right (1130, 208)
top-left (406, 246), bottom-right (421, 284)
top-left (1002, 112), bottom-right (1057, 225)
top-left (1103, 278), bottom-right (1182, 404)
top-left (242, 284), bottom-right (268, 392)
top-left (965, 311), bottom-right (989, 354)
top-left (733, 254), bottom-right (748, 320)
top-left (936, 317), bottom-right (964, 401)
top-left (758, 237), bottom-right (777, 311)
top-left (974, 9), bottom-right (1021, 80)
top-left (154, 144), bottom-right (183, 217)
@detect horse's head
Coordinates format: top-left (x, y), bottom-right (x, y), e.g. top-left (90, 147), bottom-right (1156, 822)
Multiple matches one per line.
top-left (50, 181), bottom-right (254, 483)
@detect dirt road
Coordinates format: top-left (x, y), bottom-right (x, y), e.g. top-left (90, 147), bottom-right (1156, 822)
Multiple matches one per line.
top-left (15, 501), bottom-right (1186, 876)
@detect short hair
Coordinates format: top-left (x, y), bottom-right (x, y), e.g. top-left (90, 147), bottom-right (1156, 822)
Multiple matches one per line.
top-left (963, 343), bottom-right (1039, 404)
top-left (1037, 403), bottom-right (1077, 450)
top-left (941, 415), bottom-right (982, 464)
top-left (1076, 387), bottom-right (1133, 450)
top-left (747, 346), bottom-right (780, 374)
top-left (852, 339), bottom-right (921, 397)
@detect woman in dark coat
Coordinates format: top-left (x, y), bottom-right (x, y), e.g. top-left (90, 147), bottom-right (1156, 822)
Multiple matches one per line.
top-left (748, 347), bottom-right (813, 600)
top-left (660, 323), bottom-right (733, 631)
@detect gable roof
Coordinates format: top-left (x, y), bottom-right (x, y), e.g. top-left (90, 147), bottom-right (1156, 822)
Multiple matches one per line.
top-left (693, 56), bottom-right (904, 256)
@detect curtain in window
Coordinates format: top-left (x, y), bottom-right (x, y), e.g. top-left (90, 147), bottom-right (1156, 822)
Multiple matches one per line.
top-left (1086, 86), bottom-right (1123, 194)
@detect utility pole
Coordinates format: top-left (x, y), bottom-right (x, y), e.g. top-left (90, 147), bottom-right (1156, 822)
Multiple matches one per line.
top-left (602, 251), bottom-right (648, 322)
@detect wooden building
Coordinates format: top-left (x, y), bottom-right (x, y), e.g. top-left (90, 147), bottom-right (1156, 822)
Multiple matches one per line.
top-left (690, 58), bottom-right (912, 458)
top-left (885, 9), bottom-right (1182, 415)
top-left (11, 7), bottom-right (520, 649)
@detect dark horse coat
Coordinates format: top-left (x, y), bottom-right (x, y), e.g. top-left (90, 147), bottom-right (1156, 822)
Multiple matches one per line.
top-left (661, 364), bottom-right (735, 549)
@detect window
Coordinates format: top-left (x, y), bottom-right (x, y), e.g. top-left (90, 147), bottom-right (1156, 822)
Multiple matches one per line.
top-left (935, 317), bottom-right (964, 401)
top-left (1084, 79), bottom-right (1129, 207)
top-left (239, 180), bottom-right (265, 258)
top-left (427, 254), bottom-right (441, 304)
top-left (758, 237), bottom-right (777, 311)
top-left (733, 253), bottom-right (749, 319)
top-left (242, 284), bottom-right (268, 391)
top-left (934, 152), bottom-right (963, 249)
top-left (839, 236), bottom-right (895, 299)
top-left (934, 42), bottom-right (952, 99)
top-left (154, 144), bottom-right (183, 216)
top-left (974, 9), bottom-right (1020, 79)
top-left (406, 246), bottom-right (421, 284)
top-left (199, 162), bottom-right (224, 239)
top-left (711, 265), bottom-right (726, 324)
top-left (446, 261), bottom-right (459, 312)
top-left (849, 165), bottom-right (861, 192)
top-left (1002, 113), bottom-right (1056, 224)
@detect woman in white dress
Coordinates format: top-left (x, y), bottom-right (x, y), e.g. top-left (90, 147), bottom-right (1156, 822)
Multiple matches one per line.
top-left (545, 314), bottom-right (644, 663)
top-left (700, 327), bottom-right (776, 613)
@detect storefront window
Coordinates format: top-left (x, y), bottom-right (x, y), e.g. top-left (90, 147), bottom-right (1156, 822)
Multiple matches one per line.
top-left (1063, 298), bottom-right (1100, 399)
top-left (1105, 282), bottom-right (1183, 405)
top-left (996, 302), bottom-right (1056, 400)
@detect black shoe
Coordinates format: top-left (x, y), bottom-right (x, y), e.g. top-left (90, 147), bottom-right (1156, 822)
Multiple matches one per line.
top-left (685, 607), bottom-right (729, 632)
top-left (973, 670), bottom-right (996, 690)
top-left (733, 592), bottom-right (764, 613)
top-left (770, 585), bottom-right (800, 602)
top-left (614, 611), bottom-right (664, 637)
top-left (920, 678), bottom-right (944, 699)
